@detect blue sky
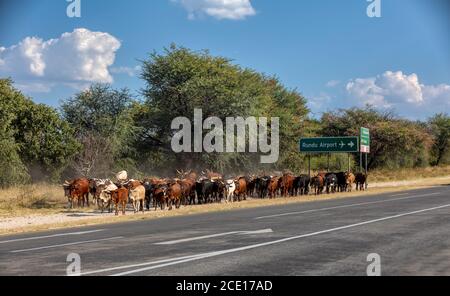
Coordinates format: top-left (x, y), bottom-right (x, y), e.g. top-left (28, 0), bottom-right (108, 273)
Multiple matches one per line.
top-left (1, 0), bottom-right (449, 119)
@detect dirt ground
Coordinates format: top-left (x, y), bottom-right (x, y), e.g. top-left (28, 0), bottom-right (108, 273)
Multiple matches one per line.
top-left (1, 175), bottom-right (449, 236)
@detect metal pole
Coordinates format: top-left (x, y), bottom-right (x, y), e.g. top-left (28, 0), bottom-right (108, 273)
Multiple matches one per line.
top-left (327, 154), bottom-right (330, 172)
top-left (359, 152), bottom-right (362, 173)
top-left (308, 154), bottom-right (311, 178)
top-left (348, 153), bottom-right (350, 172)
top-left (365, 153), bottom-right (368, 189)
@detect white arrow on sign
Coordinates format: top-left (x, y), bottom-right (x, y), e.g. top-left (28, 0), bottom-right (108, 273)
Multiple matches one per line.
top-left (154, 229), bottom-right (274, 245)
top-left (348, 141), bottom-right (355, 148)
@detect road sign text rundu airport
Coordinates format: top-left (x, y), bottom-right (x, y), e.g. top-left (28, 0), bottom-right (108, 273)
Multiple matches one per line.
top-left (299, 137), bottom-right (359, 153)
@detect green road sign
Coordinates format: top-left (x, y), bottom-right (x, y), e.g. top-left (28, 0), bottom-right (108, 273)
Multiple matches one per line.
top-left (300, 137), bottom-right (359, 153)
top-left (360, 127), bottom-right (370, 153)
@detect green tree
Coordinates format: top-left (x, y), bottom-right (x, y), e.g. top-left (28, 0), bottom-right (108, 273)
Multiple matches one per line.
top-left (13, 101), bottom-right (80, 182)
top-left (0, 79), bottom-right (78, 185)
top-left (0, 79), bottom-right (30, 186)
top-left (321, 106), bottom-right (433, 170)
top-left (137, 45), bottom-right (309, 174)
top-left (61, 84), bottom-right (139, 177)
top-left (428, 113), bottom-right (450, 166)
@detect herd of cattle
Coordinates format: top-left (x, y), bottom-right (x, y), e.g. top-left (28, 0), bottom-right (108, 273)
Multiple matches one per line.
top-left (62, 170), bottom-right (368, 215)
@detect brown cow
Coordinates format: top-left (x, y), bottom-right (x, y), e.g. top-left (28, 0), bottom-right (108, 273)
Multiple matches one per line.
top-left (280, 174), bottom-right (295, 197)
top-left (152, 183), bottom-right (168, 210)
top-left (177, 170), bottom-right (197, 205)
top-left (234, 177), bottom-right (247, 201)
top-left (345, 172), bottom-right (356, 192)
top-left (268, 177), bottom-right (280, 199)
top-left (167, 181), bottom-right (182, 210)
top-left (67, 178), bottom-right (90, 208)
top-left (111, 187), bottom-right (129, 215)
top-left (311, 175), bottom-right (325, 195)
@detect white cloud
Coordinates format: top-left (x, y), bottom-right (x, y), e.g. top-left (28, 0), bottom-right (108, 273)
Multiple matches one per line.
top-left (0, 28), bottom-right (121, 92)
top-left (345, 70), bottom-right (450, 118)
top-left (14, 82), bottom-right (53, 93)
top-left (346, 77), bottom-right (388, 107)
top-left (111, 65), bottom-right (141, 77)
top-left (326, 80), bottom-right (340, 87)
top-left (173, 0), bottom-right (256, 20)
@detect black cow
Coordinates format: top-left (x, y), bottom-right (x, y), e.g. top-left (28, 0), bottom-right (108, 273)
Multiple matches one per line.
top-left (212, 179), bottom-right (225, 203)
top-left (293, 175), bottom-right (310, 196)
top-left (195, 181), bottom-right (204, 204)
top-left (325, 173), bottom-right (338, 194)
top-left (201, 179), bottom-right (215, 203)
top-left (246, 176), bottom-right (257, 198)
top-left (143, 181), bottom-right (153, 210)
top-left (355, 173), bottom-right (367, 191)
top-left (256, 176), bottom-right (271, 199)
top-left (335, 172), bottom-right (347, 192)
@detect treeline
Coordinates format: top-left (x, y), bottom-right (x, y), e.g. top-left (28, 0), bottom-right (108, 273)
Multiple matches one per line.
top-left (0, 45), bottom-right (449, 187)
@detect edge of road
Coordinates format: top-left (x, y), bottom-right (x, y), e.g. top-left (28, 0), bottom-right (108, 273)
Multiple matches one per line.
top-left (1, 176), bottom-right (449, 237)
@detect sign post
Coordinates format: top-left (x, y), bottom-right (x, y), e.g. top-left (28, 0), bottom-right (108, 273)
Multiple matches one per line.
top-left (360, 127), bottom-right (370, 153)
top-left (360, 127), bottom-right (370, 189)
top-left (300, 136), bottom-right (360, 178)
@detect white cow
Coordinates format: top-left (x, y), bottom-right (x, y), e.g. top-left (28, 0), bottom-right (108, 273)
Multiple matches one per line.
top-left (129, 184), bottom-right (146, 214)
top-left (98, 180), bottom-right (118, 213)
top-left (225, 179), bottom-right (236, 203)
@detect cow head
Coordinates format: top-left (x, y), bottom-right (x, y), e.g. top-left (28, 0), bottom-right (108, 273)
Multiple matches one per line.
top-left (225, 179), bottom-right (235, 188)
top-left (345, 173), bottom-right (354, 184)
top-left (154, 184), bottom-right (168, 198)
top-left (98, 187), bottom-right (112, 204)
top-left (62, 181), bottom-right (72, 197)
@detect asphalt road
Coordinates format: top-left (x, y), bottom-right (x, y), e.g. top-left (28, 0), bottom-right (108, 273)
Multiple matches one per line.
top-left (0, 186), bottom-right (449, 276)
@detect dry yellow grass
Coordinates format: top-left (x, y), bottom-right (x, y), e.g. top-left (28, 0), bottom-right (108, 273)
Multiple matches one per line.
top-left (369, 166), bottom-right (450, 182)
top-left (0, 184), bottom-right (95, 218)
top-left (0, 184), bottom-right (66, 217)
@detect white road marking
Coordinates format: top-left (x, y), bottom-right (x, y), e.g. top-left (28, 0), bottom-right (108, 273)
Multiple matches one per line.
top-left (104, 203), bottom-right (450, 276)
top-left (80, 254), bottom-right (205, 276)
top-left (0, 229), bottom-right (107, 244)
top-left (390, 193), bottom-right (409, 197)
top-left (254, 192), bottom-right (443, 220)
top-left (154, 229), bottom-right (273, 245)
top-left (10, 237), bottom-right (123, 253)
